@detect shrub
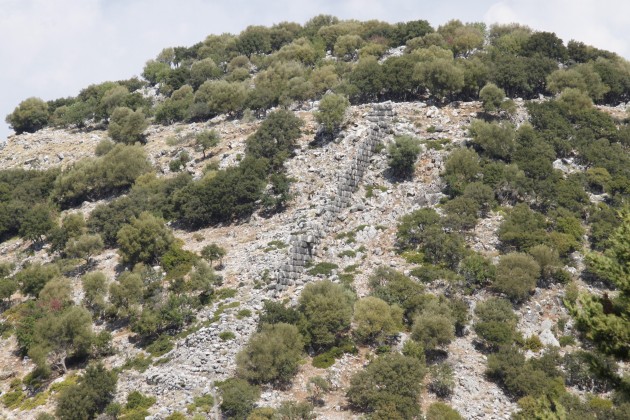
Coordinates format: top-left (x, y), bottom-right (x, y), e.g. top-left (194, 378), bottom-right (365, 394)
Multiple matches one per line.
top-left (6, 97), bottom-right (49, 134)
top-left (429, 363), bottom-right (456, 398)
top-left (56, 364), bottom-right (117, 420)
top-left (426, 402), bottom-right (463, 420)
top-left (353, 296), bottom-right (402, 344)
top-left (236, 323), bottom-right (303, 385)
top-left (298, 280), bottom-right (354, 351)
top-left (388, 135), bottom-right (421, 179)
top-left (479, 83), bottom-right (506, 113)
top-left (218, 378), bottom-right (260, 419)
top-left (474, 297), bottom-right (518, 350)
top-left (411, 299), bottom-right (455, 351)
top-left (493, 252), bottom-right (540, 302)
top-left (346, 353), bottom-right (426, 419)
top-left (108, 106), bottom-right (148, 144)
top-left (116, 212), bottom-right (175, 266)
top-left (315, 93), bottom-right (349, 135)
top-left (368, 266), bottom-right (427, 323)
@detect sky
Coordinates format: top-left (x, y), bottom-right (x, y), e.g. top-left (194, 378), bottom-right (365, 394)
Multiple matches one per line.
top-left (1, 0), bottom-right (629, 141)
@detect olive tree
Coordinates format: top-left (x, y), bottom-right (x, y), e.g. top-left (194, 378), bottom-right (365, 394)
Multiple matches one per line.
top-left (6, 97), bottom-right (49, 134)
top-left (108, 106), bottom-right (148, 144)
top-left (314, 93), bottom-right (349, 136)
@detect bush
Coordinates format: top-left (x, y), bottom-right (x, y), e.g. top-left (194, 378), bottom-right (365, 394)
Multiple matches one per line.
top-left (411, 299), bottom-right (455, 351)
top-left (368, 266), bottom-right (427, 323)
top-left (426, 402), bottom-right (463, 420)
top-left (388, 135), bottom-right (421, 179)
top-left (493, 253), bottom-right (541, 302)
top-left (108, 107), bottom-right (148, 144)
top-left (236, 323), bottom-right (303, 385)
top-left (298, 280), bottom-right (354, 351)
top-left (479, 83), bottom-right (506, 113)
top-left (56, 364), bottom-right (117, 420)
top-left (429, 363), bottom-right (456, 397)
top-left (116, 212), bottom-right (175, 266)
top-left (245, 109), bottom-right (303, 169)
top-left (218, 378), bottom-right (260, 419)
top-left (6, 97), bottom-right (49, 134)
top-left (315, 93), bottom-right (349, 135)
top-left (474, 297), bottom-right (518, 350)
top-left (353, 296), bottom-right (402, 344)
top-left (346, 353), bottom-right (426, 419)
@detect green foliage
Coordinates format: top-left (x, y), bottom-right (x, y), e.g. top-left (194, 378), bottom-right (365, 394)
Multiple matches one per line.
top-left (498, 204), bottom-right (549, 251)
top-left (53, 144), bottom-right (152, 208)
top-left (195, 129), bottom-right (220, 157)
top-left (346, 353), bottom-right (426, 419)
top-left (315, 93), bottom-right (349, 135)
top-left (145, 335), bottom-right (174, 357)
top-left (6, 97), bottom-right (49, 134)
top-left (426, 402), bottom-right (463, 420)
top-left (64, 234), bottom-right (104, 263)
top-left (56, 363), bottom-right (117, 420)
top-left (15, 263), bottom-right (60, 298)
top-left (411, 298), bottom-right (456, 351)
top-left (429, 363), bottom-right (456, 398)
top-left (237, 323), bottom-right (303, 385)
top-left (306, 262), bottom-right (338, 277)
top-left (218, 378), bottom-right (260, 419)
top-left (246, 109), bottom-right (303, 170)
top-left (117, 212), bottom-right (175, 266)
top-left (493, 252), bottom-right (541, 302)
top-left (458, 253), bottom-right (496, 291)
top-left (479, 82), bottom-right (506, 113)
top-left (368, 266), bottom-right (427, 323)
top-left (352, 296), bottom-right (402, 344)
top-left (201, 243), bottom-right (227, 265)
top-left (108, 106), bottom-right (148, 144)
top-left (388, 135), bottom-right (421, 179)
top-left (442, 148), bottom-right (481, 196)
top-left (298, 280), bottom-right (354, 351)
top-left (474, 297), bottom-right (518, 350)
top-left (469, 119), bottom-right (516, 161)
top-left (19, 203), bottom-right (55, 243)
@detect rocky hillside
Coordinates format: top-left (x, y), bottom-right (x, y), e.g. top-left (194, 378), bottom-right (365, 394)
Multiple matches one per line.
top-left (0, 94), bottom-right (628, 420)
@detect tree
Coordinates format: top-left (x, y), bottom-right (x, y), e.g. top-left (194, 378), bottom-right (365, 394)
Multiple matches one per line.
top-left (353, 296), bottom-right (402, 345)
top-left (15, 263), bottom-right (60, 298)
top-left (82, 272), bottom-right (107, 315)
top-left (479, 83), bottom-right (505, 113)
top-left (346, 353), bottom-right (426, 419)
top-left (18, 203), bottom-right (55, 243)
top-left (368, 266), bottom-right (427, 323)
top-left (64, 234), bottom-right (104, 264)
top-left (201, 243), bottom-right (226, 266)
top-left (108, 106), bottom-right (148, 144)
top-left (411, 299), bottom-right (455, 352)
top-left (116, 212), bottom-right (175, 266)
top-left (30, 306), bottom-right (93, 373)
top-left (469, 119), bottom-right (516, 161)
top-left (493, 253), bottom-right (540, 302)
top-left (245, 109), bottom-right (303, 169)
top-left (442, 148), bottom-right (481, 196)
top-left (6, 97), bottom-right (49, 134)
top-left (388, 135), bottom-right (421, 179)
top-left (56, 363), bottom-right (117, 420)
top-left (575, 210), bottom-right (630, 356)
top-left (195, 130), bottom-right (220, 158)
top-left (298, 280), bottom-right (354, 351)
top-left (474, 297), bottom-right (518, 350)
top-left (314, 93), bottom-right (349, 136)
top-left (236, 323), bottom-right (304, 385)
top-left (218, 378), bottom-right (260, 419)
top-left (195, 80), bottom-right (247, 117)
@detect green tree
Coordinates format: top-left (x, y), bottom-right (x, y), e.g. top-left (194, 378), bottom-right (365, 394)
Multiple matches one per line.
top-left (493, 253), bottom-right (540, 302)
top-left (219, 378), bottom-right (260, 419)
top-left (195, 130), bottom-right (220, 158)
top-left (479, 83), bottom-right (506, 113)
top-left (314, 93), bottom-right (349, 136)
top-left (474, 297), bottom-right (518, 350)
top-left (245, 109), bottom-right (303, 169)
top-left (201, 243), bottom-right (226, 266)
top-left (19, 203), bottom-right (55, 243)
top-left (64, 234), bottom-right (104, 264)
top-left (56, 363), bottom-right (117, 420)
top-left (15, 263), bottom-right (60, 298)
top-left (6, 97), bottom-right (49, 134)
top-left (82, 272), bottom-right (107, 315)
top-left (298, 280), bottom-right (354, 351)
top-left (108, 106), bottom-right (147, 144)
top-left (368, 266), bottom-right (427, 323)
top-left (411, 299), bottom-right (455, 352)
top-left (469, 119), bottom-right (516, 161)
top-left (442, 148), bottom-right (481, 196)
top-left (346, 353), bottom-right (426, 419)
top-left (30, 306), bottom-right (93, 372)
top-left (195, 80), bottom-right (247, 117)
top-left (388, 135), bottom-right (421, 179)
top-left (353, 296), bottom-right (402, 345)
top-left (236, 323), bottom-right (303, 385)
top-left (116, 212), bottom-right (175, 266)
top-left (426, 402), bottom-right (463, 420)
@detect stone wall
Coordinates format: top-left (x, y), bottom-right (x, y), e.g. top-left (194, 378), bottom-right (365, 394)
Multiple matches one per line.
top-left (276, 102), bottom-right (394, 290)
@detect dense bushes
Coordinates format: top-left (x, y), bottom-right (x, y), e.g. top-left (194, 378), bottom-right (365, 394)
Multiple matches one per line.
top-left (5, 97), bottom-right (49, 134)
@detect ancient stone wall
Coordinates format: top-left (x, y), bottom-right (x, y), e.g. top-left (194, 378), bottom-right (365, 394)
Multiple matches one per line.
top-left (276, 102), bottom-right (394, 290)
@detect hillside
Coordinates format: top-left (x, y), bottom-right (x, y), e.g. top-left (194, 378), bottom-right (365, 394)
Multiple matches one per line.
top-left (2, 15), bottom-right (630, 420)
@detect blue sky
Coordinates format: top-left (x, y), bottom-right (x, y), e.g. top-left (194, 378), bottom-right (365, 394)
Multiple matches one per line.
top-left (1, 0), bottom-right (629, 140)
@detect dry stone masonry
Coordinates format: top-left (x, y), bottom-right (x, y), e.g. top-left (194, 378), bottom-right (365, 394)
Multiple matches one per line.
top-left (276, 102), bottom-right (394, 290)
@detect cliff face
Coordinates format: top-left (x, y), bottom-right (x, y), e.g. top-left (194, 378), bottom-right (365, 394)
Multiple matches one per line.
top-left (0, 99), bottom-right (624, 419)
